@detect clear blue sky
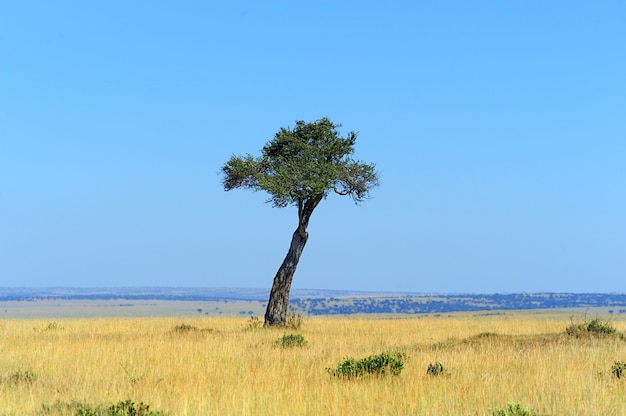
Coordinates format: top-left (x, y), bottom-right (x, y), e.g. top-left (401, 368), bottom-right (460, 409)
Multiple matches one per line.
top-left (1, 1), bottom-right (624, 293)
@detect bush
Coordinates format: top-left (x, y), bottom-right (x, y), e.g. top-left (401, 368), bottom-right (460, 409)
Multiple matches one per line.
top-left (611, 361), bottom-right (625, 379)
top-left (328, 351), bottom-right (405, 379)
top-left (426, 361), bottom-right (446, 376)
top-left (274, 333), bottom-right (307, 348)
top-left (491, 402), bottom-right (536, 416)
top-left (566, 317), bottom-right (623, 339)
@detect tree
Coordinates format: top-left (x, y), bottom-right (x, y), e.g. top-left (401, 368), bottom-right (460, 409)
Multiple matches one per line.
top-left (221, 118), bottom-right (379, 326)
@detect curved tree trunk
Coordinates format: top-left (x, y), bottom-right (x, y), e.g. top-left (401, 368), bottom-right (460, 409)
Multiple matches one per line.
top-left (264, 196), bottom-right (322, 326)
top-left (263, 228), bottom-right (308, 326)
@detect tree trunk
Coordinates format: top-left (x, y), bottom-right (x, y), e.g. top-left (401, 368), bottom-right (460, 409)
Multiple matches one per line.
top-left (263, 228), bottom-right (308, 326)
top-left (264, 196), bottom-right (322, 326)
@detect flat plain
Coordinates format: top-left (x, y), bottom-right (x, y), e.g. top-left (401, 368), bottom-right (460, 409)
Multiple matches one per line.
top-left (0, 298), bottom-right (267, 319)
top-left (1, 311), bottom-right (625, 415)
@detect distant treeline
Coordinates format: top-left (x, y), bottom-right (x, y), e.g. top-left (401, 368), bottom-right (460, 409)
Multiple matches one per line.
top-left (1, 289), bottom-right (625, 315)
top-left (292, 293), bottom-right (626, 315)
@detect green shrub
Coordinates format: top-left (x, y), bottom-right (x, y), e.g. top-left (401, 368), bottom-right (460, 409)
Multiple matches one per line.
top-left (328, 351), bottom-right (405, 378)
top-left (611, 361), bottom-right (625, 379)
top-left (585, 318), bottom-right (617, 335)
top-left (274, 333), bottom-right (307, 348)
top-left (426, 361), bottom-right (446, 376)
top-left (566, 317), bottom-right (623, 339)
top-left (491, 402), bottom-right (536, 416)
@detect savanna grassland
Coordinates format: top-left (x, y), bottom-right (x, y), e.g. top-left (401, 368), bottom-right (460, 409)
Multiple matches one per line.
top-left (1, 313), bottom-right (625, 415)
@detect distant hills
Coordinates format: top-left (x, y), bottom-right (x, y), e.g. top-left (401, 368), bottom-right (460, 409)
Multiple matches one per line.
top-left (2, 287), bottom-right (626, 315)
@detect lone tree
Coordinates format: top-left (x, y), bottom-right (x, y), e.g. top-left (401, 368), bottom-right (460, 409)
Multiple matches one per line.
top-left (221, 118), bottom-right (379, 326)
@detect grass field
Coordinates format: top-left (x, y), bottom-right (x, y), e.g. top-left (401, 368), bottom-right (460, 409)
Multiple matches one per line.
top-left (1, 312), bottom-right (625, 415)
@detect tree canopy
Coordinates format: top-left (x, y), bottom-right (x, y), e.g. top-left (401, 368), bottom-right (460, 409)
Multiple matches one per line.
top-left (222, 118), bottom-right (378, 209)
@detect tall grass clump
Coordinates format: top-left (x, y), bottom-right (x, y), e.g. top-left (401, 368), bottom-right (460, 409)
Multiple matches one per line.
top-left (611, 361), bottom-right (625, 379)
top-left (426, 361), bottom-right (447, 377)
top-left (245, 308), bottom-right (302, 330)
top-left (2, 370), bottom-right (36, 386)
top-left (286, 307), bottom-right (303, 329)
top-left (273, 333), bottom-right (307, 348)
top-left (46, 321), bottom-right (64, 330)
top-left (171, 323), bottom-right (212, 334)
top-left (245, 316), bottom-right (263, 330)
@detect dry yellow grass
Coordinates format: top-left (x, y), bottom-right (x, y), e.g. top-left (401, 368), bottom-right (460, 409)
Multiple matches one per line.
top-left (1, 313), bottom-right (625, 415)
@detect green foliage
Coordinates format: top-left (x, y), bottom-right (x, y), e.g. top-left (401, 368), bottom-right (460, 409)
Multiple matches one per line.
top-left (2, 369), bottom-right (36, 386)
top-left (585, 318), bottom-right (617, 335)
top-left (426, 361), bottom-right (446, 376)
top-left (221, 118), bottom-right (379, 208)
top-left (42, 399), bottom-right (169, 416)
top-left (611, 361), bottom-right (625, 379)
top-left (328, 351), bottom-right (405, 379)
top-left (274, 333), bottom-right (307, 348)
top-left (491, 402), bottom-right (537, 416)
top-left (566, 317), bottom-right (624, 339)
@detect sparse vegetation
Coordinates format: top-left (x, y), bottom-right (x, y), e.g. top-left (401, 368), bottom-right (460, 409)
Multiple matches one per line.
top-left (2, 314), bottom-right (626, 414)
top-left (565, 316), bottom-right (624, 340)
top-left (426, 361), bottom-right (446, 376)
top-left (328, 351), bottom-right (405, 378)
top-left (173, 323), bottom-right (196, 332)
top-left (286, 307), bottom-right (304, 330)
top-left (245, 315), bottom-right (263, 330)
top-left (47, 321), bottom-right (63, 330)
top-left (491, 402), bottom-right (537, 416)
top-left (172, 323), bottom-right (212, 334)
top-left (2, 370), bottom-right (36, 386)
top-left (611, 361), bottom-right (625, 379)
top-left (41, 399), bottom-right (169, 416)
top-left (274, 333), bottom-right (307, 348)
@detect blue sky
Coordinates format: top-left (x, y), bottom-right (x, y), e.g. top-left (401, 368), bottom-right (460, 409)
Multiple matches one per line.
top-left (1, 1), bottom-right (625, 293)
